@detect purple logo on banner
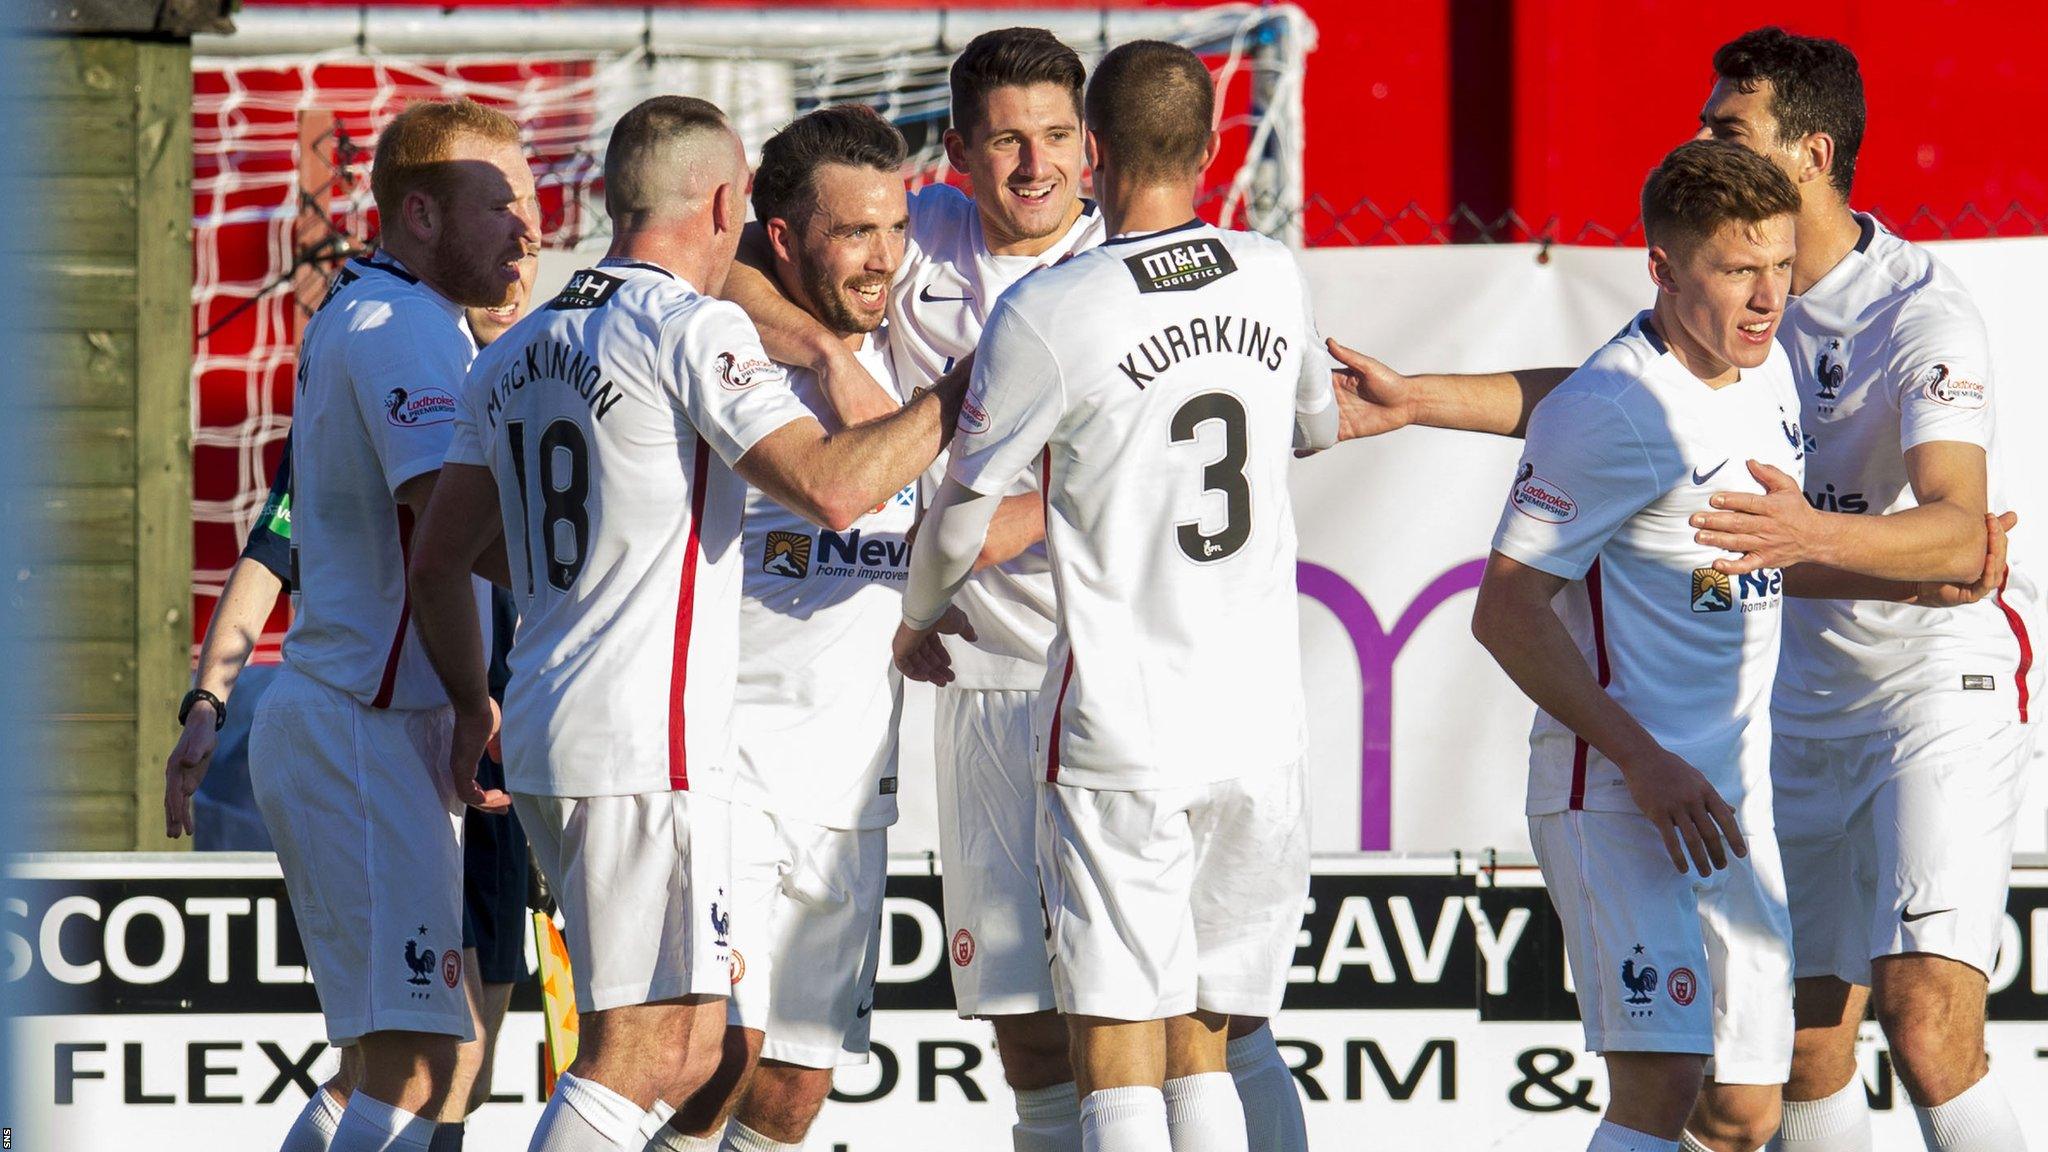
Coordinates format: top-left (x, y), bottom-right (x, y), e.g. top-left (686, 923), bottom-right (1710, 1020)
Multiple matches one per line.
top-left (1296, 560), bottom-right (1488, 851)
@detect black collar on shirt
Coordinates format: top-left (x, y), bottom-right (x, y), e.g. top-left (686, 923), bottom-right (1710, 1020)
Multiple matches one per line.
top-left (1102, 218), bottom-right (1206, 247)
top-left (1854, 215), bottom-right (1876, 254)
top-left (1639, 313), bottom-right (1671, 355)
top-left (597, 258), bottom-right (677, 279)
top-left (355, 254), bottom-right (419, 284)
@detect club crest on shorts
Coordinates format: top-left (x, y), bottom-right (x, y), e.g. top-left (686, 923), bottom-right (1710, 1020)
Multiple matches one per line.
top-left (1667, 966), bottom-right (1697, 1006)
top-left (951, 928), bottom-right (975, 967)
top-left (441, 948), bottom-right (462, 989)
top-left (729, 948), bottom-right (746, 985)
top-left (710, 897), bottom-right (731, 948)
top-left (1620, 945), bottom-right (1658, 1008)
top-left (403, 930), bottom-right (438, 987)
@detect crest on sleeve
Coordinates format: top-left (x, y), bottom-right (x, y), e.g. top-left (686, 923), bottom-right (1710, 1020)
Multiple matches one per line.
top-left (1918, 363), bottom-right (1985, 410)
top-left (1510, 461), bottom-right (1577, 523)
top-left (386, 386), bottom-right (460, 427)
top-left (958, 385), bottom-right (991, 434)
top-left (715, 351), bottom-right (782, 391)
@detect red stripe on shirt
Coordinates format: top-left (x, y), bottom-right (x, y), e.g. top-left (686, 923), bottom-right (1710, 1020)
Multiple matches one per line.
top-left (371, 505), bottom-right (416, 710)
top-left (1569, 560), bottom-right (1610, 809)
top-left (669, 440), bottom-right (712, 791)
top-left (1995, 571), bottom-right (2033, 723)
top-left (1045, 651), bottom-right (1074, 783)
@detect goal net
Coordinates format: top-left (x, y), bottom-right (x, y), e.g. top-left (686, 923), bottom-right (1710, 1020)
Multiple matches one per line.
top-left (188, 3), bottom-right (1314, 652)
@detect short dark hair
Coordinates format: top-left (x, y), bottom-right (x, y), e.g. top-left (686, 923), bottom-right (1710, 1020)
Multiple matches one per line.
top-left (603, 95), bottom-right (730, 215)
top-left (753, 104), bottom-right (909, 228)
top-left (371, 98), bottom-right (522, 219)
top-left (948, 27), bottom-right (1085, 139)
top-left (1641, 139), bottom-right (1802, 253)
top-left (1712, 26), bottom-right (1865, 198)
top-left (1084, 40), bottom-right (1213, 183)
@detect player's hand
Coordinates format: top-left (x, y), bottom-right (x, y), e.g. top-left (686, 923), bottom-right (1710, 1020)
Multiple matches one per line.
top-left (892, 608), bottom-right (975, 685)
top-left (485, 696), bottom-right (504, 763)
top-left (1692, 460), bottom-right (1828, 574)
top-left (1915, 511), bottom-right (2017, 607)
top-left (1616, 745), bottom-right (1748, 876)
top-left (1323, 339), bottom-right (1417, 444)
top-left (450, 700), bottom-right (512, 814)
top-left (818, 343), bottom-right (899, 429)
top-left (163, 699), bottom-right (221, 839)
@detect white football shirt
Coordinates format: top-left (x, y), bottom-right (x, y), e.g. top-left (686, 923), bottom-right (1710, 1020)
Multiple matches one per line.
top-left (284, 255), bottom-right (475, 710)
top-left (948, 220), bottom-right (1333, 790)
top-left (889, 183), bottom-right (1106, 689)
top-left (1774, 215), bottom-right (2040, 736)
top-left (447, 259), bottom-right (813, 797)
top-left (730, 333), bottom-right (917, 831)
top-left (1493, 313), bottom-right (1806, 819)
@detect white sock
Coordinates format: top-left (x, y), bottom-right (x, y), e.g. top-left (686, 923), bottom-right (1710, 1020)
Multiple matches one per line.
top-left (1587, 1119), bottom-right (1682, 1152)
top-left (1914, 1074), bottom-right (2027, 1152)
top-left (648, 1126), bottom-right (723, 1152)
top-left (719, 1120), bottom-right (804, 1151)
top-left (1013, 1081), bottom-right (1083, 1152)
top-left (1225, 1025), bottom-right (1306, 1152)
top-left (1163, 1072), bottom-right (1246, 1152)
top-left (280, 1086), bottom-right (349, 1152)
top-left (531, 1072), bottom-right (647, 1152)
top-left (1680, 1132), bottom-right (1714, 1152)
top-left (1771, 1078), bottom-right (1871, 1152)
top-left (330, 1095), bottom-right (436, 1152)
top-left (1079, 1086), bottom-right (1171, 1152)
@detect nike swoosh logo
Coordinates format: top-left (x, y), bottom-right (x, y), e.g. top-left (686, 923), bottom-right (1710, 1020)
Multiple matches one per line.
top-left (1901, 906), bottom-right (1954, 923)
top-left (1692, 460), bottom-right (1728, 485)
top-left (855, 999), bottom-right (873, 1018)
top-left (918, 285), bottom-right (973, 303)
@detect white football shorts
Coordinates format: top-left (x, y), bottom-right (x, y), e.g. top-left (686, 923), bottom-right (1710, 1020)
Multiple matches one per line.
top-left (514, 789), bottom-right (732, 1013)
top-left (248, 664), bottom-right (472, 1047)
top-left (934, 687), bottom-right (1055, 1016)
top-left (1530, 808), bottom-right (1793, 1084)
top-left (725, 801), bottom-right (887, 1068)
top-left (1773, 719), bottom-right (2035, 985)
top-left (1037, 762), bottom-right (1309, 1021)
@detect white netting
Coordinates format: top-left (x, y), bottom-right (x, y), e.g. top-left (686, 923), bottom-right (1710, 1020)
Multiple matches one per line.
top-left (188, 4), bottom-right (1313, 650)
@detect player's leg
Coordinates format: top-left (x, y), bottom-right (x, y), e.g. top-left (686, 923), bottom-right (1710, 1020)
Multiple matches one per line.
top-left (280, 1046), bottom-right (359, 1152)
top-left (1770, 732), bottom-right (1876, 1152)
top-left (935, 687), bottom-right (1080, 1150)
top-left (1222, 1017), bottom-right (1306, 1152)
top-left (1041, 780), bottom-right (1200, 1152)
top-left (1183, 766), bottom-right (1309, 1152)
top-left (451, 748), bottom-right (531, 1129)
top-left (519, 791), bottom-right (734, 1152)
top-left (725, 817), bottom-right (889, 1150)
top-left (1531, 809), bottom-right (1718, 1151)
top-left (252, 674), bottom-right (472, 1152)
top-left (1861, 721), bottom-right (2029, 1150)
top-left (1682, 824), bottom-right (1793, 1152)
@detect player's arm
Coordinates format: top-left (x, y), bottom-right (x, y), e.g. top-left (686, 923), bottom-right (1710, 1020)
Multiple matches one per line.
top-left (1782, 510), bottom-right (2016, 605)
top-left (164, 553), bottom-right (285, 839)
top-left (166, 440), bottom-right (297, 838)
top-left (1692, 444), bottom-right (1988, 583)
top-left (1325, 339), bottom-right (1572, 440)
top-left (405, 461), bottom-right (511, 814)
top-left (1471, 554), bottom-right (1746, 876)
top-left (893, 477), bottom-right (989, 683)
top-left (735, 357), bottom-right (970, 532)
top-left (975, 494), bottom-right (1045, 571)
top-left (721, 223), bottom-right (897, 427)
top-left (1293, 269), bottom-right (1339, 454)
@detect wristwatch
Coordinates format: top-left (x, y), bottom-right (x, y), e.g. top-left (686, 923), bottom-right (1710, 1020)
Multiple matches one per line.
top-left (179, 688), bottom-right (227, 732)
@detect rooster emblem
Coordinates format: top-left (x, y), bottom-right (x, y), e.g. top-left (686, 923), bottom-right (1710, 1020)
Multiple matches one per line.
top-left (1815, 341), bottom-right (1845, 402)
top-left (709, 901), bottom-right (730, 947)
top-left (403, 937), bottom-right (436, 986)
top-left (1620, 956), bottom-right (1659, 1005)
